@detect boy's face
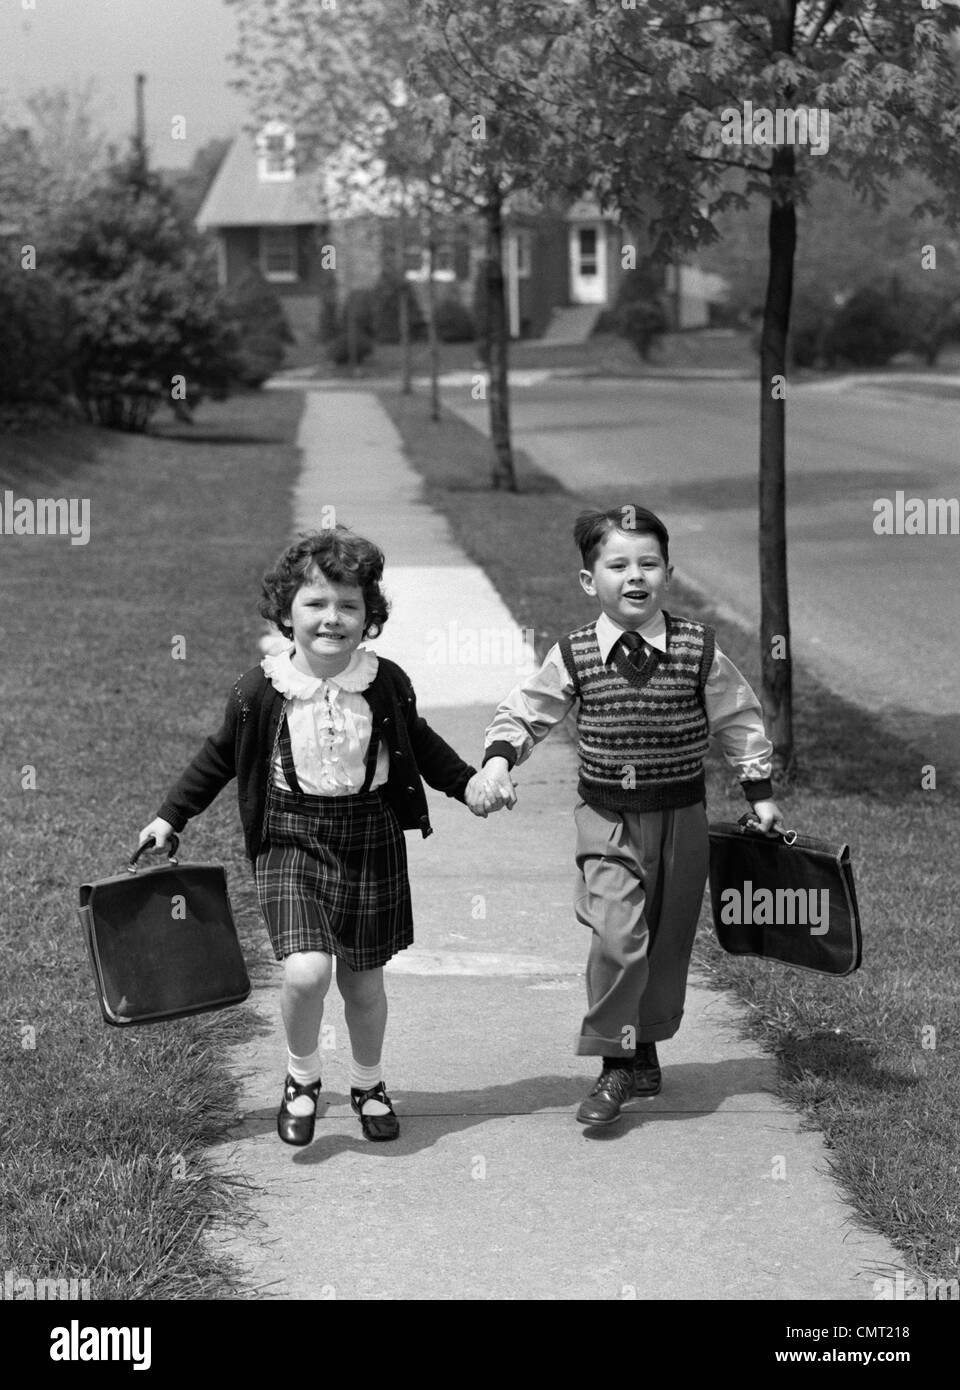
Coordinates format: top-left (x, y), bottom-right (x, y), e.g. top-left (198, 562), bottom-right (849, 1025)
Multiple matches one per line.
top-left (579, 527), bottom-right (673, 629)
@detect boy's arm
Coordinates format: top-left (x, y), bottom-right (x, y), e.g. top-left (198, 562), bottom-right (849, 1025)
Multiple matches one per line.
top-left (154, 691), bottom-right (239, 833)
top-left (482, 643), bottom-right (577, 771)
top-left (702, 646), bottom-right (775, 805)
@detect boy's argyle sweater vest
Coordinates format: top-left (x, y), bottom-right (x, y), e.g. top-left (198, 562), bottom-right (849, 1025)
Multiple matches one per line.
top-left (558, 613), bottom-right (715, 812)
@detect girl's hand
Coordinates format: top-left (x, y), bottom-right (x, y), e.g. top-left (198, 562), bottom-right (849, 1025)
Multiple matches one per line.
top-left (749, 800), bottom-right (785, 835)
top-left (466, 764), bottom-right (516, 817)
top-left (139, 817), bottom-right (176, 851)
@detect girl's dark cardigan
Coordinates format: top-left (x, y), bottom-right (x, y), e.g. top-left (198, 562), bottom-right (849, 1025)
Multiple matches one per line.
top-left (155, 657), bottom-right (476, 862)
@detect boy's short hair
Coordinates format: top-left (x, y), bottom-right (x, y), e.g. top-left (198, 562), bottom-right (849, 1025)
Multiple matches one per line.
top-left (574, 505), bottom-right (670, 568)
top-left (259, 525), bottom-right (390, 640)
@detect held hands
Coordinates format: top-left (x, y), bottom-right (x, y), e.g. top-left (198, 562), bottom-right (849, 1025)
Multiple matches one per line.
top-left (466, 758), bottom-right (517, 818)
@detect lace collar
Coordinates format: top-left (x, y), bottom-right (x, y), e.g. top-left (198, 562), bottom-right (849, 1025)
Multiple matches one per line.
top-left (261, 645), bottom-right (379, 698)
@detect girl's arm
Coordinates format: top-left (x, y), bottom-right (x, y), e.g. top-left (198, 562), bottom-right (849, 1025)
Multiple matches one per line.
top-left (152, 691), bottom-right (240, 834)
top-left (399, 679), bottom-right (475, 801)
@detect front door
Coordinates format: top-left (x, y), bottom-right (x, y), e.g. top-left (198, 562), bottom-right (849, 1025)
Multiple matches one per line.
top-left (569, 223), bottom-right (606, 304)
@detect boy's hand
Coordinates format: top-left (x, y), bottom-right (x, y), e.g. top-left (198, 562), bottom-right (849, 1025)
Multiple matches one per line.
top-left (139, 817), bottom-right (176, 850)
top-left (748, 800), bottom-right (786, 835)
top-left (466, 761), bottom-right (517, 817)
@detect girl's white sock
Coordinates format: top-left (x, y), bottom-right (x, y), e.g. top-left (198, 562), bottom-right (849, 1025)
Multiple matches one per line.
top-left (350, 1058), bottom-right (390, 1115)
top-left (286, 1049), bottom-right (322, 1116)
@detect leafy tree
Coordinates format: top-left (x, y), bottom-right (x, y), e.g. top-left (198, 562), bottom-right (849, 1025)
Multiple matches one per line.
top-left (53, 153), bottom-right (240, 431)
top-left (534, 0), bottom-right (960, 773)
top-left (408, 0), bottom-right (594, 488)
top-left (0, 83), bottom-right (107, 231)
top-left (227, 0), bottom-right (426, 392)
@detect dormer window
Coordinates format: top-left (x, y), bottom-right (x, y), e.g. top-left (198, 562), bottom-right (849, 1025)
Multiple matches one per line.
top-left (256, 121), bottom-right (295, 182)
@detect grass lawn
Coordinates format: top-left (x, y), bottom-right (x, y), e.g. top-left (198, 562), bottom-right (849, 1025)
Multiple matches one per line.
top-left (380, 388), bottom-right (960, 1288)
top-left (283, 328), bottom-right (761, 380)
top-left (0, 390), bottom-right (302, 1298)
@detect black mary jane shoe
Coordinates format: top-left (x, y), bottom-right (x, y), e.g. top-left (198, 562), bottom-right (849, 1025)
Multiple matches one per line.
top-left (277, 1073), bottom-right (323, 1147)
top-left (350, 1081), bottom-right (400, 1142)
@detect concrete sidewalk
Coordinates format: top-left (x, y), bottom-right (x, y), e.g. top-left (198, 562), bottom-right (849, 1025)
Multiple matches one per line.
top-left (205, 389), bottom-right (905, 1300)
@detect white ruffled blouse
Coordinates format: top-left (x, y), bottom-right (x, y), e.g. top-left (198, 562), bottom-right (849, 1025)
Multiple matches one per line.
top-left (261, 646), bottom-right (389, 796)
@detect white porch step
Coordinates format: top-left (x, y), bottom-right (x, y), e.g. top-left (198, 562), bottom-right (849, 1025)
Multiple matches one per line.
top-left (538, 304), bottom-right (603, 344)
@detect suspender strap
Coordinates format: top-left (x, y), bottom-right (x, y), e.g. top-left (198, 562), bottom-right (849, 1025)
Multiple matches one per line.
top-left (278, 706), bottom-right (381, 797)
top-left (277, 712), bottom-right (305, 798)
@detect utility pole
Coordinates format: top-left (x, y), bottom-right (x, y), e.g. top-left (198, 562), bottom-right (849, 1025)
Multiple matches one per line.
top-left (132, 72), bottom-right (148, 181)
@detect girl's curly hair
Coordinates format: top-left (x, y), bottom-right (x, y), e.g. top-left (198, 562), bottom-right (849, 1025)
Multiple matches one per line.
top-left (259, 526), bottom-right (390, 641)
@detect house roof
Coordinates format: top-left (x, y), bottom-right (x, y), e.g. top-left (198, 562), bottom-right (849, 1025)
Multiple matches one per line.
top-left (196, 133), bottom-right (329, 230)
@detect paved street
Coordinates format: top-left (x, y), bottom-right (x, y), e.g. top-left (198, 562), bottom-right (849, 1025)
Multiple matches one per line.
top-left (444, 374), bottom-right (960, 777)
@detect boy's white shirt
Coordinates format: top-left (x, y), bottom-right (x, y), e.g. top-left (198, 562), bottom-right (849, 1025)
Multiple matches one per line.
top-left (484, 610), bottom-right (773, 783)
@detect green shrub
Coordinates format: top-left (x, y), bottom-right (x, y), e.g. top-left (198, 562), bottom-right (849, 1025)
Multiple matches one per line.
top-left (825, 285), bottom-right (908, 367)
top-left (53, 154), bottom-right (239, 430)
top-left (789, 288), bottom-right (837, 368)
top-left (221, 269), bottom-right (293, 387)
top-left (612, 264), bottom-right (668, 360)
top-left (371, 272), bottom-right (425, 343)
top-left (0, 263), bottom-right (72, 406)
top-left (326, 331), bottom-right (374, 366)
top-left (434, 295), bottom-right (474, 342)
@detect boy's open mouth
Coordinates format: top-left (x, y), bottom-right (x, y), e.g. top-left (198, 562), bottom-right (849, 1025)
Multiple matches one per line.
top-left (624, 591), bottom-right (648, 601)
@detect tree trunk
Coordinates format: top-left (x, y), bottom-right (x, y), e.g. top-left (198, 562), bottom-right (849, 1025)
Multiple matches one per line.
top-left (484, 189), bottom-right (517, 491)
top-left (427, 203), bottom-right (440, 422)
top-left (344, 226), bottom-right (358, 377)
top-left (758, 143), bottom-right (796, 778)
top-left (398, 195), bottom-right (412, 395)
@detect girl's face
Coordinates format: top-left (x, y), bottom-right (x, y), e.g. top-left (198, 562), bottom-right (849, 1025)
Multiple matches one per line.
top-left (283, 568), bottom-right (367, 678)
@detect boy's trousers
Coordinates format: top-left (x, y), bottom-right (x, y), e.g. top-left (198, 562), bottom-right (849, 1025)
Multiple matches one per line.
top-left (572, 799), bottom-right (709, 1055)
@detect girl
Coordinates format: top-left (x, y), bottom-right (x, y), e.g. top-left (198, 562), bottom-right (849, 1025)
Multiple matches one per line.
top-left (140, 526), bottom-right (479, 1146)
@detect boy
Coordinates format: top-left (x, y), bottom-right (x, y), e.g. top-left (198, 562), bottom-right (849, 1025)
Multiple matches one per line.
top-left (467, 505), bottom-right (784, 1126)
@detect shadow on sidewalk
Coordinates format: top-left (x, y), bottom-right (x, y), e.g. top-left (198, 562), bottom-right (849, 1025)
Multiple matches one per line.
top-left (217, 1056), bottom-right (777, 1162)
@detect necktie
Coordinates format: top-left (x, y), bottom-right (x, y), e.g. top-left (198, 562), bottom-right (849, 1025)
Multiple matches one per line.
top-left (618, 630), bottom-right (644, 667)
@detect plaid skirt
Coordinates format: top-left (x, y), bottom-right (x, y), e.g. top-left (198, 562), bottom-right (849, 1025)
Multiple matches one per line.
top-left (255, 782), bottom-right (414, 968)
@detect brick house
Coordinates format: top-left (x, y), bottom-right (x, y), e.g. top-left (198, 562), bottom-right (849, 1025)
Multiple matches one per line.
top-left (196, 125), bottom-right (722, 349)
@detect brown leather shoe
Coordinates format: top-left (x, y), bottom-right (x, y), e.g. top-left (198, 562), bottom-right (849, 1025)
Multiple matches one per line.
top-left (633, 1042), bottom-right (662, 1096)
top-left (576, 1065), bottom-right (637, 1125)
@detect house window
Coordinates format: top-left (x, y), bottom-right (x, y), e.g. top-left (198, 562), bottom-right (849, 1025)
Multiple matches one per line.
top-left (404, 237), bottom-right (457, 282)
top-left (256, 121), bottom-right (295, 182)
top-left (260, 227), bottom-right (298, 282)
top-left (577, 227), bottom-right (598, 276)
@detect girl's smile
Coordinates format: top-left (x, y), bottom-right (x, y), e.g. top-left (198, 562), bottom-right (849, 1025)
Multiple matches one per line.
top-left (283, 570), bottom-right (367, 678)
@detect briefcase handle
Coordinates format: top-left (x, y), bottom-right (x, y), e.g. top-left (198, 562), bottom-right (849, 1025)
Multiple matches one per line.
top-left (127, 834), bottom-right (181, 873)
top-left (737, 812), bottom-right (798, 845)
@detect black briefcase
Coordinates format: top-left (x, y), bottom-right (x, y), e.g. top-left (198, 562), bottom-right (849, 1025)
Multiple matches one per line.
top-left (78, 836), bottom-right (251, 1026)
top-left (708, 816), bottom-right (862, 977)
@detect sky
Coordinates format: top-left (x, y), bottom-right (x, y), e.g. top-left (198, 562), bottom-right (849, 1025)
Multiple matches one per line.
top-left (0, 0), bottom-right (250, 167)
